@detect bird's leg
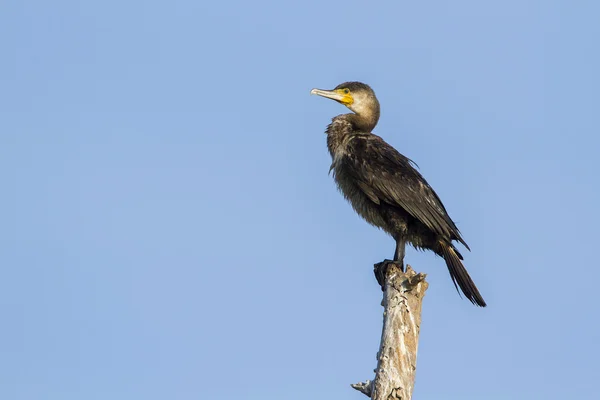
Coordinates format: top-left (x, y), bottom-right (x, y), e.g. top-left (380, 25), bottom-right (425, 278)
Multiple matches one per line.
top-left (374, 239), bottom-right (406, 288)
top-left (394, 239), bottom-right (406, 271)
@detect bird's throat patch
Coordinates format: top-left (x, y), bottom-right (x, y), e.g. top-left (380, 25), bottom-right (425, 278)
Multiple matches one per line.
top-left (335, 89), bottom-right (354, 105)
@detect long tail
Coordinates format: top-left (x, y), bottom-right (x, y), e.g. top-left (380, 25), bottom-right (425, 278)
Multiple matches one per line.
top-left (439, 241), bottom-right (486, 307)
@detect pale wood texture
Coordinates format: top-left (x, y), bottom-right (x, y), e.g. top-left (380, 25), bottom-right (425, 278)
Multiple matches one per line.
top-left (352, 264), bottom-right (428, 400)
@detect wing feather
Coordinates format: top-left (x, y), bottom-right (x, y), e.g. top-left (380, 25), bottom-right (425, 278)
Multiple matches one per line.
top-left (343, 134), bottom-right (469, 249)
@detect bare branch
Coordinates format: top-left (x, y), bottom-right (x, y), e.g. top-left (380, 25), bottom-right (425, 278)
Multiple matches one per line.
top-left (351, 380), bottom-right (372, 397)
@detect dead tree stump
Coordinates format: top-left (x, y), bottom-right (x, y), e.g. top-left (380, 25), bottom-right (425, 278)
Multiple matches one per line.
top-left (352, 263), bottom-right (428, 400)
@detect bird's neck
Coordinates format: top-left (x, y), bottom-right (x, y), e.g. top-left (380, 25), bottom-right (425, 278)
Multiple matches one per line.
top-left (326, 112), bottom-right (378, 158)
top-left (327, 110), bottom-right (379, 136)
top-left (347, 110), bottom-right (379, 132)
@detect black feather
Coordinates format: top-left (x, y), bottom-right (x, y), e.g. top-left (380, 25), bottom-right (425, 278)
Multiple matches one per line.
top-left (440, 242), bottom-right (486, 307)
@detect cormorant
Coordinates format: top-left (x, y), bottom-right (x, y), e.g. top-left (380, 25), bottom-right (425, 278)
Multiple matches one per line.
top-left (311, 82), bottom-right (486, 307)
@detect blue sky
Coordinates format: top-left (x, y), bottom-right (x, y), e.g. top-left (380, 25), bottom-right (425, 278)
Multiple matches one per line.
top-left (1, 1), bottom-right (599, 399)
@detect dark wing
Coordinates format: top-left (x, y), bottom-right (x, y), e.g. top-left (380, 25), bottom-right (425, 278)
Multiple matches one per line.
top-left (343, 134), bottom-right (469, 249)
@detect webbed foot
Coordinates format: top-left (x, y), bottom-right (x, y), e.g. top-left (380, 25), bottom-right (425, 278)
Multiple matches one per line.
top-left (374, 259), bottom-right (405, 290)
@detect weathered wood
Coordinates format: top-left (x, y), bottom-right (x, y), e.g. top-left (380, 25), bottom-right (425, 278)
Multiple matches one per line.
top-left (352, 264), bottom-right (428, 400)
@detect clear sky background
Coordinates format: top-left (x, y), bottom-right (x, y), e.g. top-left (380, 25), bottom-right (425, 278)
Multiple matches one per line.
top-left (1, 1), bottom-right (599, 399)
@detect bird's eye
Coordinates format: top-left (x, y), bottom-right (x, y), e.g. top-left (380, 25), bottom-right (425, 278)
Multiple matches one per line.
top-left (344, 89), bottom-right (350, 94)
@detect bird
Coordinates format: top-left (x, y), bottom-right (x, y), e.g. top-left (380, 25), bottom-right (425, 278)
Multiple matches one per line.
top-left (311, 81), bottom-right (486, 307)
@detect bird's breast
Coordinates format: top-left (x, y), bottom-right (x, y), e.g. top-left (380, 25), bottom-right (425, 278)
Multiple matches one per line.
top-left (330, 151), bottom-right (388, 231)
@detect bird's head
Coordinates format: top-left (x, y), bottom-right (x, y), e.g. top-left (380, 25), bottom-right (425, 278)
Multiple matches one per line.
top-left (311, 82), bottom-right (380, 131)
top-left (311, 81), bottom-right (379, 117)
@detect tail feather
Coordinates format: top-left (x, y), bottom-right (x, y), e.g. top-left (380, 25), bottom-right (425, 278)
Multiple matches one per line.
top-left (439, 242), bottom-right (486, 307)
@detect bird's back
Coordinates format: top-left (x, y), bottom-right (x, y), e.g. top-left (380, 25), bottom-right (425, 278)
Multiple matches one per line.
top-left (326, 117), bottom-right (468, 249)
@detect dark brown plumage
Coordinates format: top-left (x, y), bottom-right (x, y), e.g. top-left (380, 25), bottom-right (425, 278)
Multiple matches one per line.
top-left (311, 81), bottom-right (486, 307)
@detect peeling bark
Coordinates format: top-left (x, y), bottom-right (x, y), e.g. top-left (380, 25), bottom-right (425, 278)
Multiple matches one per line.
top-left (352, 264), bottom-right (428, 400)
